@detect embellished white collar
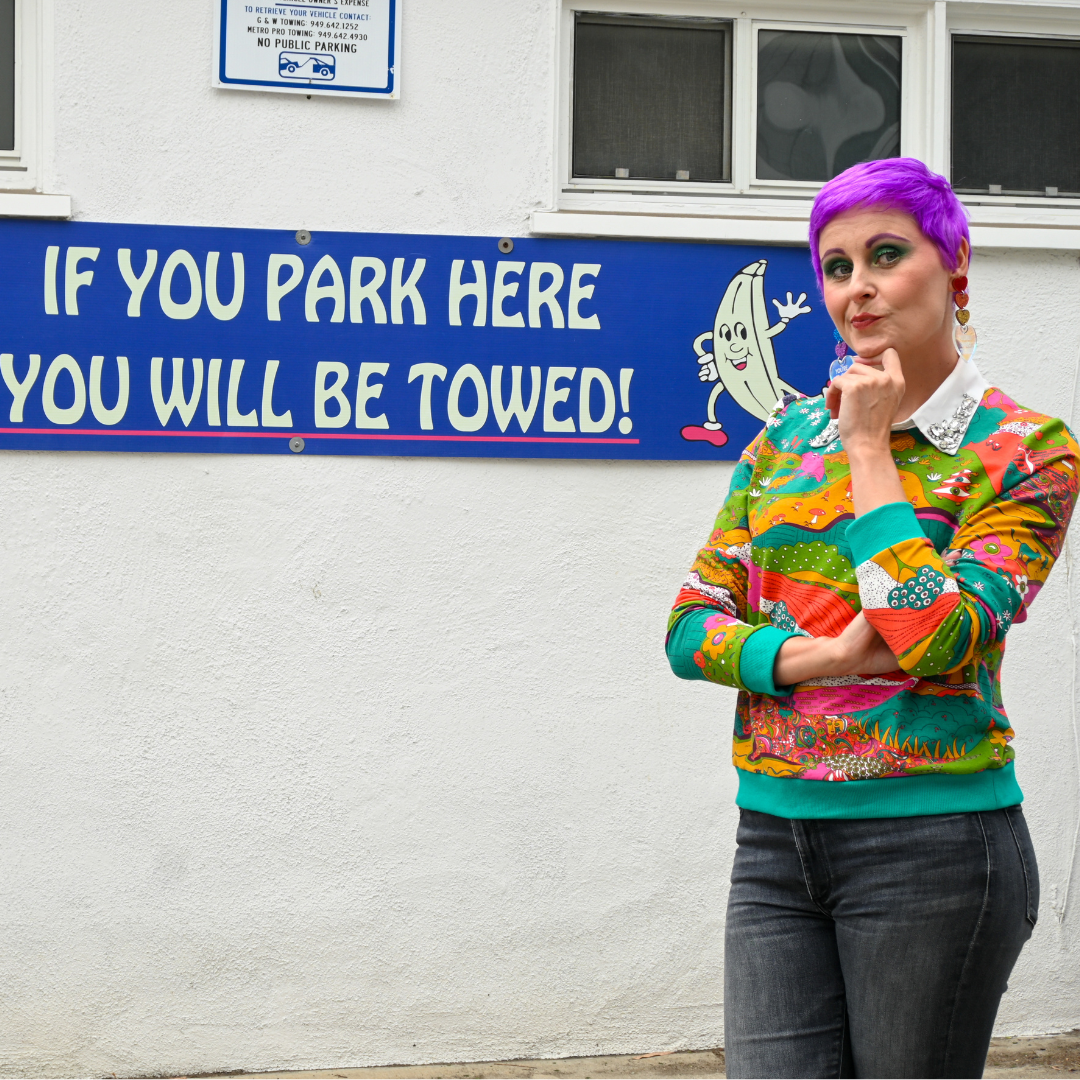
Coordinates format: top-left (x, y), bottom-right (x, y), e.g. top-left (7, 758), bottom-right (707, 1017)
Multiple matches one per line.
top-left (808, 357), bottom-right (990, 456)
top-left (891, 357), bottom-right (990, 455)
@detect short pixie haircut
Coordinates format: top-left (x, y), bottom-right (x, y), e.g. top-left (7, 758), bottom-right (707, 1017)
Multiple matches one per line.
top-left (808, 157), bottom-right (970, 289)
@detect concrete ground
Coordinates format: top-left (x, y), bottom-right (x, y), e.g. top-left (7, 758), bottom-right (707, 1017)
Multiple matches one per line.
top-left (190, 1030), bottom-right (1080, 1079)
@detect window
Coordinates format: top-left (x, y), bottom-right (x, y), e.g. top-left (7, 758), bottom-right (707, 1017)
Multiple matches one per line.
top-left (952, 35), bottom-right (1080, 197)
top-left (756, 30), bottom-right (901, 184)
top-left (0, 0), bottom-right (52, 196)
top-left (542, 3), bottom-right (1080, 249)
top-left (564, 11), bottom-right (909, 197)
top-left (572, 14), bottom-right (731, 184)
top-left (1, 0), bottom-right (13, 153)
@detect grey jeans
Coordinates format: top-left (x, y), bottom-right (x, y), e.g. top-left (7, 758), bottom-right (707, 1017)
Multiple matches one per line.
top-left (724, 806), bottom-right (1039, 1079)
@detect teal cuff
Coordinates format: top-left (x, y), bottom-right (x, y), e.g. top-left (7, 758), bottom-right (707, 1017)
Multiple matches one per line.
top-left (846, 501), bottom-right (927, 566)
top-left (740, 625), bottom-right (799, 696)
top-left (666, 609), bottom-right (712, 681)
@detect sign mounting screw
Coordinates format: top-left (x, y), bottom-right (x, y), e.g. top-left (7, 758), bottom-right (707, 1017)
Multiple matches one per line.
top-left (290, 437), bottom-right (306, 453)
top-left (296, 229), bottom-right (312, 245)
top-left (498, 238), bottom-right (514, 254)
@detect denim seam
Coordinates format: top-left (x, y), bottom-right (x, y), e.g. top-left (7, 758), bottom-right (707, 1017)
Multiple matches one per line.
top-left (814, 820), bottom-right (837, 910)
top-left (815, 823), bottom-right (845, 1078)
top-left (1004, 806), bottom-right (1038, 928)
top-left (789, 820), bottom-right (831, 916)
top-left (837, 1004), bottom-right (850, 1080)
top-left (941, 810), bottom-right (993, 1077)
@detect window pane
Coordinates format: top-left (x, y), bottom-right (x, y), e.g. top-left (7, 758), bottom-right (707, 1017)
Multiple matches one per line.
top-left (757, 30), bottom-right (901, 182)
top-left (0, 0), bottom-right (13, 152)
top-left (573, 14), bottom-right (730, 183)
top-left (952, 36), bottom-right (1080, 196)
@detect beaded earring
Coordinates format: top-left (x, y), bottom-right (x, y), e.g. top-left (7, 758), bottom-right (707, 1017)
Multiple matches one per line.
top-left (953, 275), bottom-right (977, 362)
top-left (829, 328), bottom-right (854, 382)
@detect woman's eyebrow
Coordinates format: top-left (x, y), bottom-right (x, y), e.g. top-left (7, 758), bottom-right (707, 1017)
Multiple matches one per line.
top-left (865, 232), bottom-right (912, 247)
top-left (821, 248), bottom-right (846, 258)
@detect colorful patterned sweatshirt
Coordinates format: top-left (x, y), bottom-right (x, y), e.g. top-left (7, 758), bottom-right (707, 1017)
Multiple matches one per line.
top-left (666, 357), bottom-right (1080, 819)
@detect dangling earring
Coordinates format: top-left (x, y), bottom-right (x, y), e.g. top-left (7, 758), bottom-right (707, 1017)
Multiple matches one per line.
top-left (953, 275), bottom-right (977, 362)
top-left (829, 328), bottom-right (854, 382)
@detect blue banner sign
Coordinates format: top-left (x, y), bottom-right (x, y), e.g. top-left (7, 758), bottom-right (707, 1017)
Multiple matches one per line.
top-left (0, 220), bottom-right (832, 459)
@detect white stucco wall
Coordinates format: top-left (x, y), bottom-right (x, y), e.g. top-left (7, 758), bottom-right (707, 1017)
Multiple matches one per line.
top-left (1, 2), bottom-right (1078, 1077)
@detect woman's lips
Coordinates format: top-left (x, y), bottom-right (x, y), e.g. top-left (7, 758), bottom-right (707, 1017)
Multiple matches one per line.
top-left (850, 314), bottom-right (883, 329)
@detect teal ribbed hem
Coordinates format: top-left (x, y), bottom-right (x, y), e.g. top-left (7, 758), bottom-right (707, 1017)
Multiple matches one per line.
top-left (846, 501), bottom-right (926, 566)
top-left (666, 609), bottom-right (711, 681)
top-left (736, 762), bottom-right (1023, 819)
top-left (740, 625), bottom-right (798, 696)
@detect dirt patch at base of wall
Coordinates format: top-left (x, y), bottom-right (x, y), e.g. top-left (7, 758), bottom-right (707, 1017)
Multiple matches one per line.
top-left (185, 1029), bottom-right (1080, 1080)
top-left (983, 1029), bottom-right (1080, 1077)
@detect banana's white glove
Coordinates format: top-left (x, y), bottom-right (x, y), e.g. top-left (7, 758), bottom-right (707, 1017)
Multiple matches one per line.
top-left (772, 292), bottom-right (812, 322)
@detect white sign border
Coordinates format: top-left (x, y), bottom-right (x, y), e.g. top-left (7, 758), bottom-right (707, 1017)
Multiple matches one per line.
top-left (212, 0), bottom-right (400, 100)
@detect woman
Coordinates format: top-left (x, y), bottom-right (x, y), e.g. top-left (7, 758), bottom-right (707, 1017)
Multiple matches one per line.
top-left (666, 158), bottom-right (1079, 1079)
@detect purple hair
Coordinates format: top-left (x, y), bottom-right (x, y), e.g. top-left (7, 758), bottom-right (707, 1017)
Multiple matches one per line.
top-left (808, 158), bottom-right (970, 289)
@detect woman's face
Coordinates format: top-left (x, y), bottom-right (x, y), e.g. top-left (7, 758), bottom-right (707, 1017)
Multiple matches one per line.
top-left (818, 208), bottom-right (968, 360)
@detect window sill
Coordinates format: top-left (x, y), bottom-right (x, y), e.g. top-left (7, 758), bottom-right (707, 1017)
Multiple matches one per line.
top-left (0, 192), bottom-right (72, 219)
top-left (531, 201), bottom-right (1080, 251)
top-left (531, 209), bottom-right (804, 245)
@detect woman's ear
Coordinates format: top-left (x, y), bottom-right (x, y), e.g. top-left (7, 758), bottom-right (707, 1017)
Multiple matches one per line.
top-left (955, 238), bottom-right (971, 277)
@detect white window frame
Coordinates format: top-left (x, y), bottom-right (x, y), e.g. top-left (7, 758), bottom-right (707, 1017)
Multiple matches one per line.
top-left (0, 0), bottom-right (68, 218)
top-left (534, 0), bottom-right (1080, 250)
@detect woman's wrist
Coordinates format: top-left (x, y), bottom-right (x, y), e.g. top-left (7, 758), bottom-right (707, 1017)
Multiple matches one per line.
top-left (846, 441), bottom-right (907, 518)
top-left (843, 433), bottom-right (894, 460)
top-left (774, 635), bottom-right (848, 686)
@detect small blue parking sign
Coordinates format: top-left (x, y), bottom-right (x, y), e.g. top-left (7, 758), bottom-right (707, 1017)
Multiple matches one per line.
top-left (214, 0), bottom-right (399, 99)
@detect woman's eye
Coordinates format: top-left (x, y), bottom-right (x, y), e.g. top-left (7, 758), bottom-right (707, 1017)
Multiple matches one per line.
top-left (874, 246), bottom-right (904, 266)
top-left (824, 260), bottom-right (852, 280)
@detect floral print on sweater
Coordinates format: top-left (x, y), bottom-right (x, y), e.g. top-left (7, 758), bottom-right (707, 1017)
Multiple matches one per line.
top-left (667, 378), bottom-right (1079, 790)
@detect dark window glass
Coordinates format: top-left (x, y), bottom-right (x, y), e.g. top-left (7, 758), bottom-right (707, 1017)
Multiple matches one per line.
top-left (0, 0), bottom-right (13, 152)
top-left (757, 30), bottom-right (901, 182)
top-left (572, 14), bottom-right (731, 183)
top-left (952, 35), bottom-right (1080, 196)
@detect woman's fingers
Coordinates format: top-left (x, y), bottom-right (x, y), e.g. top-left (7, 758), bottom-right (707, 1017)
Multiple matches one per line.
top-left (829, 343), bottom-right (906, 448)
top-left (824, 348), bottom-right (904, 433)
top-left (852, 354), bottom-right (885, 370)
top-left (835, 612), bottom-right (901, 674)
top-left (847, 349), bottom-right (903, 390)
top-left (836, 611), bottom-right (874, 646)
top-left (880, 347), bottom-right (902, 375)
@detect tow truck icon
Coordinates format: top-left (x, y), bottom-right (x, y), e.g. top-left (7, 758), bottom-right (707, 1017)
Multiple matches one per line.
top-left (279, 52), bottom-right (336, 80)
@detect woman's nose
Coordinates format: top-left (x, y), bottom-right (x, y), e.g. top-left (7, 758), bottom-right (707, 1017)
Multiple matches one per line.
top-left (849, 268), bottom-right (876, 298)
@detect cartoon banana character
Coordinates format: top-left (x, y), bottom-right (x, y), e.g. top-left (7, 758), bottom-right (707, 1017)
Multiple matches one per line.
top-left (693, 259), bottom-right (811, 425)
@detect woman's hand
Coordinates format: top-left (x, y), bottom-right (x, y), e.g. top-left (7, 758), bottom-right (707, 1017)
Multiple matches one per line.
top-left (773, 613), bottom-right (900, 687)
top-left (825, 348), bottom-right (906, 452)
top-left (825, 348), bottom-right (908, 517)
top-left (832, 612), bottom-right (901, 674)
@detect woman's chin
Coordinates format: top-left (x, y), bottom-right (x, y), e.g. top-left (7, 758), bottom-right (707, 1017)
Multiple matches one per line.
top-left (851, 335), bottom-right (894, 359)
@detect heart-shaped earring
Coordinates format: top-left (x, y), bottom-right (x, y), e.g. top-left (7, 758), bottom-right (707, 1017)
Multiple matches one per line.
top-left (952, 276), bottom-right (977, 362)
top-left (829, 328), bottom-right (854, 382)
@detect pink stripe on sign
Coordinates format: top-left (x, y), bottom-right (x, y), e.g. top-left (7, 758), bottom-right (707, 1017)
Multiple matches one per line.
top-left (0, 427), bottom-right (640, 445)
